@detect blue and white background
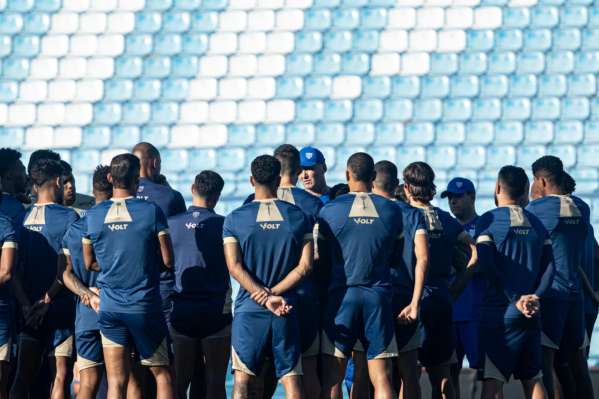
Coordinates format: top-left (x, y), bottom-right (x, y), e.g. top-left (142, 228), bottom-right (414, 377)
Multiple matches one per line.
top-left (2, 0), bottom-right (599, 386)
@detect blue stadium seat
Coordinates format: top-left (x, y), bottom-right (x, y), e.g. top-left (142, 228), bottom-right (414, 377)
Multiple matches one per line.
top-left (3, 57), bottom-right (28, 80)
top-left (390, 76), bottom-right (420, 98)
top-left (256, 124), bottom-right (285, 145)
top-left (456, 146), bottom-right (486, 169)
top-left (531, 6), bottom-right (559, 28)
top-left (547, 144), bottom-right (576, 167)
top-left (304, 9), bottom-right (332, 31)
top-left (296, 100), bottom-right (324, 122)
top-left (368, 146), bottom-right (396, 163)
top-left (487, 52), bottom-right (516, 74)
top-left (201, 0), bottom-right (228, 10)
top-left (72, 150), bottom-right (101, 173)
top-left (81, 128), bottom-right (111, 149)
top-left (104, 79), bottom-right (134, 101)
top-left (363, 77), bottom-right (390, 98)
top-left (141, 126), bottom-right (171, 148)
top-left (471, 99), bottom-right (501, 121)
top-left (383, 99), bottom-right (412, 122)
top-left (429, 53), bottom-right (458, 75)
top-left (443, 99), bottom-right (472, 121)
top-left (420, 76), bottom-right (449, 99)
top-left (173, 0), bottom-right (201, 10)
top-left (524, 121), bottom-right (554, 144)
top-left (404, 123), bottom-right (434, 145)
top-left (0, 36), bottom-right (10, 57)
top-left (560, 6), bottom-right (588, 27)
top-left (227, 125), bottom-right (255, 146)
top-left (585, 121), bottom-right (599, 142)
top-left (582, 29), bottom-right (599, 50)
top-left (341, 52), bottom-right (369, 75)
top-left (324, 100), bottom-right (352, 121)
top-left (313, 53), bottom-right (341, 75)
top-left (276, 77), bottom-right (304, 99)
top-left (561, 98), bottom-right (590, 120)
top-left (578, 145), bottom-right (599, 167)
top-left (182, 34), bottom-right (208, 55)
top-left (162, 79), bottom-right (189, 101)
top-left (554, 121), bottom-right (584, 144)
top-left (304, 76), bottom-right (331, 98)
top-left (353, 99), bottom-right (383, 122)
top-left (516, 52), bottom-right (545, 74)
top-left (503, 8), bottom-right (530, 28)
top-left (532, 97), bottom-right (560, 120)
top-left (163, 12), bottom-right (191, 33)
top-left (93, 103), bottom-right (122, 125)
top-left (538, 74), bottom-right (567, 97)
top-left (486, 145), bottom-right (517, 167)
top-left (122, 102), bottom-right (151, 125)
top-left (495, 29), bottom-right (523, 51)
top-left (480, 76), bottom-right (508, 98)
top-left (465, 122), bottom-right (494, 144)
top-left (0, 13), bottom-right (23, 34)
top-left (7, 0), bottom-right (33, 12)
top-left (436, 123), bottom-right (465, 144)
top-left (346, 123), bottom-right (374, 145)
top-left (286, 124), bottom-right (315, 146)
top-left (154, 34), bottom-right (182, 56)
top-left (546, 51), bottom-right (575, 73)
top-left (133, 79), bottom-right (161, 101)
top-left (332, 8), bottom-right (359, 29)
top-left (396, 145), bottom-right (426, 169)
top-left (353, 30), bottom-right (379, 52)
top-left (143, 56), bottom-right (171, 78)
top-left (112, 126), bottom-right (141, 148)
top-left (171, 55), bottom-right (199, 77)
top-left (146, 0), bottom-right (173, 10)
top-left (553, 29), bottom-right (581, 50)
top-left (467, 30), bottom-right (494, 52)
top-left (360, 8), bottom-right (386, 29)
top-left (125, 35), bottom-right (153, 56)
top-left (12, 35), bottom-right (38, 57)
top-left (286, 54), bottom-right (313, 76)
top-left (427, 146), bottom-right (456, 170)
top-left (115, 57), bottom-right (143, 79)
top-left (0, 81), bottom-right (17, 102)
top-left (295, 32), bottom-right (323, 53)
top-left (524, 29), bottom-right (552, 51)
top-left (22, 12), bottom-right (49, 34)
top-left (150, 102), bottom-right (179, 124)
top-left (568, 74), bottom-right (596, 96)
top-left (135, 12), bottom-right (163, 33)
top-left (315, 123), bottom-right (345, 146)
top-left (161, 150), bottom-right (189, 173)
top-left (450, 76), bottom-right (478, 98)
top-left (216, 148), bottom-right (246, 171)
top-left (324, 30), bottom-right (352, 52)
top-left (190, 11), bottom-right (219, 32)
top-left (373, 123), bottom-right (404, 145)
top-left (574, 51), bottom-right (599, 73)
top-left (459, 53), bottom-right (487, 75)
top-left (509, 75), bottom-right (537, 97)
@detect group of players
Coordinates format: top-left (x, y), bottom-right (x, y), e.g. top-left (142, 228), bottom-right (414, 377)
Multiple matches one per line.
top-left (0, 140), bottom-right (597, 399)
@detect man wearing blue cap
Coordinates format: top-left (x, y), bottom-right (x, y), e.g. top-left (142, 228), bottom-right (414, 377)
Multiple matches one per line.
top-left (441, 177), bottom-right (482, 399)
top-left (299, 147), bottom-right (331, 204)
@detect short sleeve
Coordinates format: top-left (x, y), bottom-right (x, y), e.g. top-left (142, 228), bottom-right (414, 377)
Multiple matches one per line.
top-left (155, 205), bottom-right (169, 237)
top-left (474, 212), bottom-right (494, 244)
top-left (0, 220), bottom-right (17, 250)
top-left (315, 210), bottom-right (333, 241)
top-left (222, 214), bottom-right (237, 244)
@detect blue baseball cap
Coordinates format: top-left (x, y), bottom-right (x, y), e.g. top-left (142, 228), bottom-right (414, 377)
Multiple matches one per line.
top-left (299, 146), bottom-right (326, 168)
top-left (441, 177), bottom-right (475, 198)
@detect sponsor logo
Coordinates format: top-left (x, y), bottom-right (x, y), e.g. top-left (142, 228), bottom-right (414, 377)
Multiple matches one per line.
top-left (137, 195), bottom-right (149, 201)
top-left (185, 222), bottom-right (204, 229)
top-left (260, 223), bottom-right (280, 230)
top-left (564, 219), bottom-right (579, 225)
top-left (26, 225), bottom-right (43, 232)
top-left (108, 223), bottom-right (129, 231)
top-left (353, 217), bottom-right (374, 225)
top-left (512, 228), bottom-right (529, 235)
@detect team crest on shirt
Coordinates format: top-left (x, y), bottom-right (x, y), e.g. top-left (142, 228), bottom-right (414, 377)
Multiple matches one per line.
top-left (192, 211), bottom-right (200, 218)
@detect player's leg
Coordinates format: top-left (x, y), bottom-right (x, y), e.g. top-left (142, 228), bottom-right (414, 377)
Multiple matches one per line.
top-left (147, 366), bottom-right (174, 399)
top-left (540, 297), bottom-right (566, 399)
top-left (200, 325), bottom-right (231, 399)
top-left (303, 356), bottom-right (320, 399)
top-left (541, 348), bottom-right (556, 399)
top-left (77, 366), bottom-right (102, 399)
top-left (481, 379), bottom-right (503, 399)
top-left (48, 332), bottom-right (74, 399)
top-left (366, 358), bottom-right (394, 399)
top-left (350, 349), bottom-right (370, 399)
top-left (75, 330), bottom-right (104, 399)
top-left (427, 365), bottom-right (455, 399)
top-left (298, 299), bottom-right (322, 399)
top-left (396, 350), bottom-right (420, 399)
top-left (552, 349), bottom-right (574, 398)
top-left (9, 333), bottom-right (43, 397)
top-left (560, 298), bottom-right (593, 398)
top-left (520, 379), bottom-right (546, 399)
top-left (514, 319), bottom-right (546, 399)
top-left (280, 374), bottom-right (303, 399)
top-left (233, 371), bottom-right (254, 399)
top-left (99, 311), bottom-right (133, 397)
top-left (320, 355), bottom-right (348, 399)
top-left (565, 349), bottom-right (593, 398)
top-left (126, 355), bottom-right (143, 399)
top-left (169, 326), bottom-right (198, 398)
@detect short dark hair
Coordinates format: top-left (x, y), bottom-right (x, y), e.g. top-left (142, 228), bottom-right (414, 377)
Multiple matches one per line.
top-left (274, 144), bottom-right (300, 176)
top-left (60, 160), bottom-right (73, 181)
top-left (403, 162), bottom-right (436, 203)
top-left (29, 159), bottom-right (63, 187)
top-left (374, 161), bottom-right (399, 194)
top-left (531, 155), bottom-right (564, 187)
top-left (0, 148), bottom-right (22, 178)
top-left (194, 170), bottom-right (224, 198)
top-left (329, 183), bottom-right (350, 200)
top-left (28, 149), bottom-right (61, 175)
top-left (251, 155), bottom-right (281, 186)
top-left (110, 153), bottom-right (140, 189)
top-left (93, 165), bottom-right (112, 196)
top-left (394, 183), bottom-right (408, 202)
top-left (498, 165), bottom-right (529, 199)
top-left (560, 171), bottom-right (576, 194)
top-left (132, 142), bottom-right (160, 160)
top-left (347, 152), bottom-right (375, 182)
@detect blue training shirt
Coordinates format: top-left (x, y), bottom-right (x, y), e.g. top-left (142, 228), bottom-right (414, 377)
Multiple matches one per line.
top-left (452, 217), bottom-right (486, 322)
top-left (0, 193), bottom-right (25, 227)
top-left (0, 214), bottom-right (17, 305)
top-left (475, 206), bottom-right (554, 322)
top-left (526, 195), bottom-right (590, 298)
top-left (317, 192), bottom-right (403, 291)
top-left (582, 225), bottom-right (597, 315)
top-left (136, 177), bottom-right (186, 303)
top-left (223, 198), bottom-right (312, 313)
top-left (392, 200), bottom-right (427, 297)
top-left (62, 217), bottom-right (99, 332)
top-left (168, 206), bottom-right (230, 311)
top-left (85, 197), bottom-right (169, 313)
top-left (20, 203), bottom-right (78, 311)
top-left (416, 206), bottom-right (466, 297)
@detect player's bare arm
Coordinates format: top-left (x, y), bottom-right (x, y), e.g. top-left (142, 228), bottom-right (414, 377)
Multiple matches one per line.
top-left (224, 242), bottom-right (270, 305)
top-left (82, 241), bottom-right (100, 272)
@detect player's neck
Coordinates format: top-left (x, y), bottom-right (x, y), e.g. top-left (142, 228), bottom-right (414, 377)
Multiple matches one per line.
top-left (112, 188), bottom-right (135, 199)
top-left (348, 181), bottom-right (371, 193)
top-left (279, 175), bottom-right (297, 188)
top-left (372, 188), bottom-right (393, 200)
top-left (192, 197), bottom-right (212, 209)
top-left (36, 189), bottom-right (56, 205)
top-left (254, 186), bottom-right (278, 200)
top-left (409, 199), bottom-right (431, 209)
top-left (496, 197), bottom-right (519, 207)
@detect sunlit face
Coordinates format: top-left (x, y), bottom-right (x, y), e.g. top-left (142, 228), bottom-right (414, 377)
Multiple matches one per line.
top-left (301, 165), bottom-right (325, 191)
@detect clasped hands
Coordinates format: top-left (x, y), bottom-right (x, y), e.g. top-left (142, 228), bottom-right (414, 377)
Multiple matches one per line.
top-left (251, 288), bottom-right (293, 317)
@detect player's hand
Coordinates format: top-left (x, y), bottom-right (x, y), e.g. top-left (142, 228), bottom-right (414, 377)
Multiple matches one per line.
top-left (265, 296), bottom-right (292, 317)
top-left (516, 295), bottom-right (540, 318)
top-left (89, 287), bottom-right (100, 296)
top-left (251, 288), bottom-right (271, 306)
top-left (26, 300), bottom-right (50, 328)
top-left (89, 294), bottom-right (100, 313)
top-left (397, 303), bottom-right (418, 324)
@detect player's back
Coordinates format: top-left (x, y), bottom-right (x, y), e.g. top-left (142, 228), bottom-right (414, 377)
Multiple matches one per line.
top-left (137, 177), bottom-right (186, 217)
top-left (168, 206), bottom-right (229, 304)
top-left (63, 217), bottom-right (99, 331)
top-left (416, 206), bottom-right (464, 294)
top-left (392, 200), bottom-right (426, 294)
top-left (318, 192), bottom-right (403, 290)
top-left (21, 203), bottom-right (79, 302)
top-left (476, 206), bottom-right (550, 320)
top-left (0, 193), bottom-right (24, 226)
top-left (526, 195), bottom-right (589, 297)
top-left (223, 199), bottom-right (310, 312)
top-left (85, 197), bottom-right (168, 313)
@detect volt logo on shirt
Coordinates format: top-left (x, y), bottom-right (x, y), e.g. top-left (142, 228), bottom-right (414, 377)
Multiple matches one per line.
top-left (353, 217), bottom-right (374, 225)
top-left (26, 225), bottom-right (43, 232)
top-left (108, 223), bottom-right (129, 231)
top-left (137, 195), bottom-right (149, 201)
top-left (260, 223), bottom-right (280, 230)
top-left (185, 222), bottom-right (205, 229)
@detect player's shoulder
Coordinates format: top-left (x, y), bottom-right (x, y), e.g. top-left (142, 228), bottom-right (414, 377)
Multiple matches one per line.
top-left (570, 195), bottom-right (590, 212)
top-left (0, 213), bottom-right (13, 231)
top-left (319, 193), bottom-right (353, 215)
top-left (291, 187), bottom-right (323, 210)
top-left (527, 195), bottom-right (557, 212)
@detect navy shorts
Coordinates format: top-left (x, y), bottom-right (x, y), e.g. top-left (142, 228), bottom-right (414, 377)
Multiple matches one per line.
top-left (170, 300), bottom-right (232, 340)
top-left (76, 329), bottom-right (103, 370)
top-left (323, 286), bottom-right (397, 360)
top-left (99, 311), bottom-right (170, 367)
top-left (454, 320), bottom-right (480, 369)
top-left (479, 316), bottom-right (542, 383)
top-left (392, 293), bottom-right (420, 353)
top-left (540, 296), bottom-right (585, 351)
top-left (419, 293), bottom-right (456, 367)
top-left (231, 310), bottom-right (302, 378)
top-left (297, 296), bottom-right (320, 357)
